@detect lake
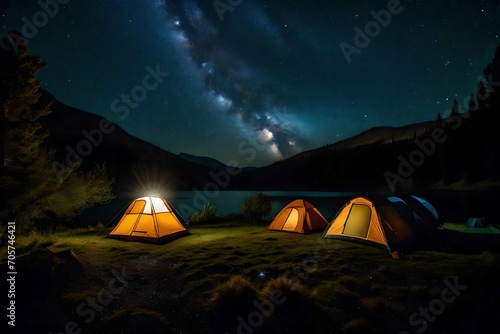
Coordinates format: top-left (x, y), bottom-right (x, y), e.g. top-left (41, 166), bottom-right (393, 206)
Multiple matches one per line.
top-left (167, 190), bottom-right (362, 221)
top-left (80, 189), bottom-right (500, 227)
top-left (162, 189), bottom-right (500, 224)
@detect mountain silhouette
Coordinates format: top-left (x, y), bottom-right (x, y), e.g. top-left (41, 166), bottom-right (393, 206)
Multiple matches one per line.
top-left (40, 90), bottom-right (499, 196)
top-left (40, 90), bottom-right (216, 195)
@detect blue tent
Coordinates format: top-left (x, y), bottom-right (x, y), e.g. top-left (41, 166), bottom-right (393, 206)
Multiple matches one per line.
top-left (466, 217), bottom-right (487, 227)
top-left (399, 195), bottom-right (440, 226)
top-left (388, 196), bottom-right (444, 250)
top-left (387, 197), bottom-right (420, 224)
top-left (411, 196), bottom-right (438, 221)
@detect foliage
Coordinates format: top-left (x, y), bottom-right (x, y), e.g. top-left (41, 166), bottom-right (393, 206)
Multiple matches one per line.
top-left (209, 274), bottom-right (259, 333)
top-left (483, 45), bottom-right (500, 106)
top-left (476, 80), bottom-right (488, 109)
top-left (259, 275), bottom-right (310, 301)
top-left (259, 275), bottom-right (319, 332)
top-left (8, 230), bottom-right (58, 256)
top-left (189, 203), bottom-right (220, 224)
top-left (241, 191), bottom-right (272, 223)
top-left (209, 274), bottom-right (257, 306)
top-left (0, 32), bottom-right (115, 234)
top-left (450, 99), bottom-right (460, 117)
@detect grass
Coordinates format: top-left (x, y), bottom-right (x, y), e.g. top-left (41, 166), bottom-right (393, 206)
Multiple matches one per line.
top-left (11, 230), bottom-right (59, 256)
top-left (4, 222), bottom-right (500, 333)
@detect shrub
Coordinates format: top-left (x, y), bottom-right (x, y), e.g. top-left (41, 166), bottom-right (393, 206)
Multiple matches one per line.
top-left (259, 276), bottom-right (321, 333)
top-left (189, 204), bottom-right (220, 224)
top-left (15, 230), bottom-right (57, 253)
top-left (259, 276), bottom-right (310, 301)
top-left (209, 275), bottom-right (258, 333)
top-left (85, 222), bottom-right (105, 232)
top-left (210, 275), bottom-right (258, 306)
top-left (241, 192), bottom-right (272, 223)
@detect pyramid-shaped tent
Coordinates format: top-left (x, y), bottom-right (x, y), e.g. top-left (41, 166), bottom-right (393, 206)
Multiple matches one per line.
top-left (268, 199), bottom-right (329, 234)
top-left (322, 196), bottom-right (414, 252)
top-left (108, 196), bottom-right (189, 243)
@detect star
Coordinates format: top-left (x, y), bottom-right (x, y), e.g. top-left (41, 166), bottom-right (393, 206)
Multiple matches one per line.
top-left (1, 0), bottom-right (497, 167)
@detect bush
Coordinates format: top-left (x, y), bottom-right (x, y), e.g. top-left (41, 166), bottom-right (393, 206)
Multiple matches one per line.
top-left (210, 275), bottom-right (257, 306)
top-left (259, 276), bottom-right (321, 333)
top-left (14, 230), bottom-right (57, 253)
top-left (85, 222), bottom-right (105, 232)
top-left (241, 192), bottom-right (272, 223)
top-left (209, 275), bottom-right (258, 333)
top-left (259, 276), bottom-right (310, 300)
top-left (189, 204), bottom-right (220, 224)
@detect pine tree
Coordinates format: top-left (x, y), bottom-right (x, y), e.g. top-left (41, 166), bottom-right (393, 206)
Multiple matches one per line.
top-left (0, 33), bottom-right (115, 233)
top-left (436, 112), bottom-right (443, 128)
top-left (483, 45), bottom-right (500, 106)
top-left (468, 93), bottom-right (477, 113)
top-left (0, 32), bottom-right (50, 223)
top-left (450, 99), bottom-right (460, 117)
top-left (476, 80), bottom-right (488, 109)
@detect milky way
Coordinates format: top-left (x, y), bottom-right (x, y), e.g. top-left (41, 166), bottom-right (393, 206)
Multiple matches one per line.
top-left (156, 0), bottom-right (309, 160)
top-left (1, 0), bottom-right (499, 166)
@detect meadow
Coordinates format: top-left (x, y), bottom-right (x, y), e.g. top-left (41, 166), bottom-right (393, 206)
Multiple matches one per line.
top-left (4, 220), bottom-right (500, 334)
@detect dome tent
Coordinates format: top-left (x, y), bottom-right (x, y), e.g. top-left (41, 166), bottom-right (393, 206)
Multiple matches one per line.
top-left (399, 195), bottom-right (440, 226)
top-left (268, 199), bottom-right (329, 234)
top-left (389, 195), bottom-right (445, 249)
top-left (322, 196), bottom-right (415, 253)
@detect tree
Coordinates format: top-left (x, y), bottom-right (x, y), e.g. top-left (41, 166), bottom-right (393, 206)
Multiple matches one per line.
top-left (483, 45), bottom-right (500, 106)
top-left (190, 204), bottom-right (220, 224)
top-left (476, 80), bottom-right (488, 109)
top-left (450, 99), bottom-right (460, 117)
top-left (436, 112), bottom-right (443, 128)
top-left (241, 192), bottom-right (272, 223)
top-left (0, 32), bottom-right (115, 233)
top-left (468, 93), bottom-right (477, 113)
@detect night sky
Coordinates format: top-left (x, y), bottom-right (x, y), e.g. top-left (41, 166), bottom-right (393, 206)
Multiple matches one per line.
top-left (1, 0), bottom-right (499, 167)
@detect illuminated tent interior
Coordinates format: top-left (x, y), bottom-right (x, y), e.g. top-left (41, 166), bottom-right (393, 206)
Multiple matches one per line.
top-left (268, 199), bottom-right (329, 234)
top-left (108, 196), bottom-right (189, 243)
top-left (322, 196), bottom-right (415, 253)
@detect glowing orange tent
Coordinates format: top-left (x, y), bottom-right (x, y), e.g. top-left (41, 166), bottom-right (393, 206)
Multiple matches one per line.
top-left (322, 196), bottom-right (414, 252)
top-left (108, 196), bottom-right (189, 243)
top-left (268, 199), bottom-right (329, 234)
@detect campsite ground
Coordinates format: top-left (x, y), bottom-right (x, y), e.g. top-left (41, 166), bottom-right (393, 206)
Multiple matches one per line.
top-left (4, 220), bottom-right (500, 334)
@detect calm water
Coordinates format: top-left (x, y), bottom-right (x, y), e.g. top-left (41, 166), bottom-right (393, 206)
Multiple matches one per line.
top-left (168, 191), bottom-right (362, 221)
top-left (80, 189), bottom-right (500, 226)
top-left (163, 189), bottom-right (500, 223)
